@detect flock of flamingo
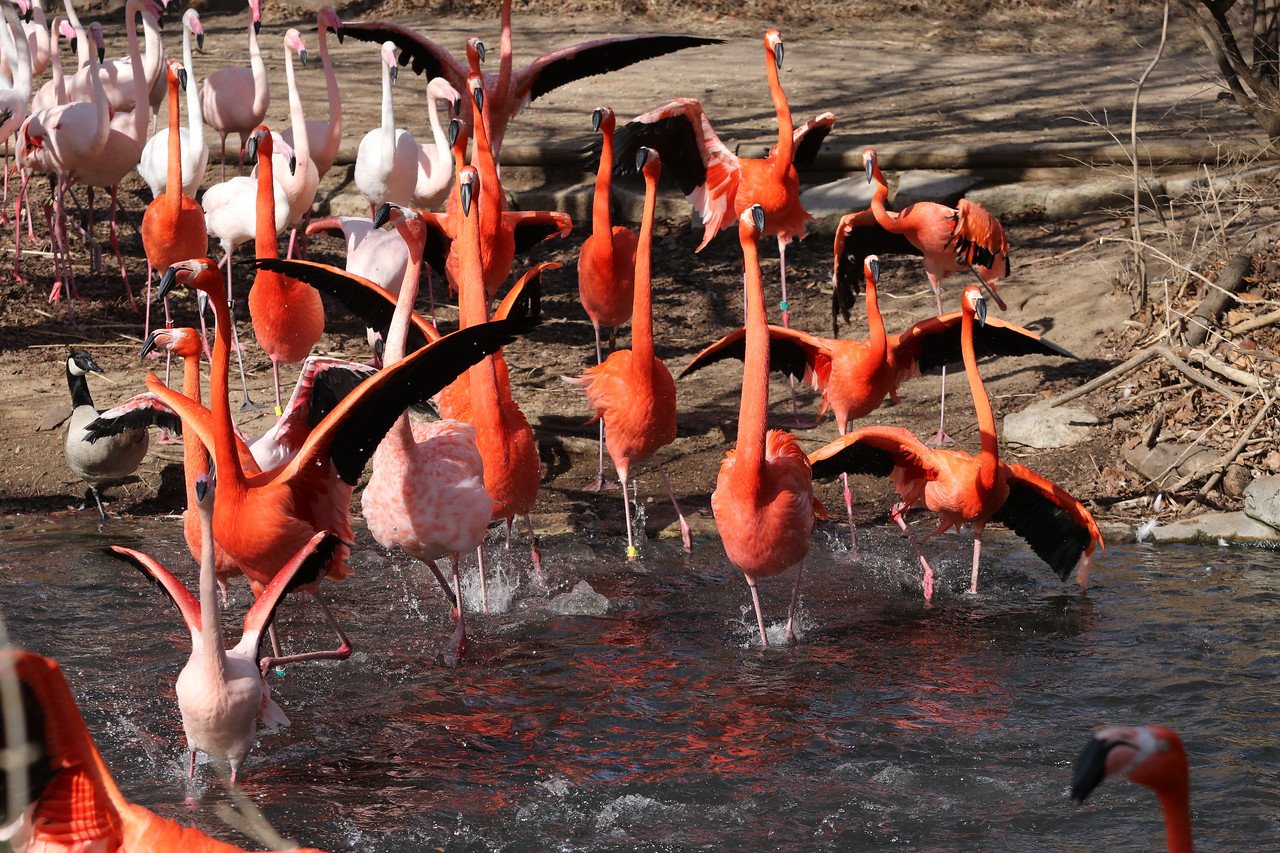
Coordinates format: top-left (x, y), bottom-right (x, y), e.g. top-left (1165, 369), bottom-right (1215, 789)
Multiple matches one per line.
top-left (0, 0), bottom-right (1196, 849)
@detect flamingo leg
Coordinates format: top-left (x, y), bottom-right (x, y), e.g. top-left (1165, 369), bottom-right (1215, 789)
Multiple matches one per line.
top-left (271, 359), bottom-right (283, 416)
top-left (108, 187), bottom-right (137, 312)
top-left (188, 749), bottom-right (196, 779)
top-left (11, 168), bottom-right (29, 282)
top-left (223, 251), bottom-right (258, 411)
top-left (475, 544), bottom-right (489, 615)
top-left (744, 574), bottom-right (768, 648)
top-left (258, 591), bottom-right (352, 671)
top-left (891, 502), bottom-right (935, 602)
top-left (969, 527), bottom-right (983, 596)
top-left (841, 472), bottom-right (858, 552)
top-left (655, 457), bottom-right (692, 552)
top-left (619, 468), bottom-right (636, 561)
top-left (582, 322), bottom-right (618, 493)
top-left (421, 558), bottom-right (455, 601)
top-left (286, 226), bottom-right (298, 260)
top-left (424, 264), bottom-right (436, 322)
top-left (779, 237), bottom-right (812, 428)
top-left (523, 514), bottom-right (544, 586)
top-left (784, 562), bottom-right (804, 643)
top-left (218, 133), bottom-right (227, 182)
top-left (926, 277), bottom-right (953, 447)
top-left (445, 553), bottom-right (467, 667)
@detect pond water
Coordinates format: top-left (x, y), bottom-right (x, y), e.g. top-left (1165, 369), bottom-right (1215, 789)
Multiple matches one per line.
top-left (1, 514), bottom-right (1278, 851)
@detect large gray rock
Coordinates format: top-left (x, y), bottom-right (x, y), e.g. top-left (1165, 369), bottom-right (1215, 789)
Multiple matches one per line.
top-left (964, 183), bottom-right (1049, 219)
top-left (892, 170), bottom-right (979, 208)
top-left (1243, 474), bottom-right (1280, 530)
top-left (1002, 402), bottom-right (1099, 449)
top-left (1122, 441), bottom-right (1216, 483)
top-left (1043, 175), bottom-right (1164, 220)
top-left (800, 177), bottom-right (875, 219)
top-left (1146, 511), bottom-right (1280, 545)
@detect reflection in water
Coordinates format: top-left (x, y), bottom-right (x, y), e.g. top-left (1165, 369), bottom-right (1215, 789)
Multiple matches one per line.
top-left (0, 517), bottom-right (1277, 851)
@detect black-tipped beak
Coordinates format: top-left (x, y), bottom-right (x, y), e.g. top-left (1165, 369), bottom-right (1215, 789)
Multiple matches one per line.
top-left (335, 27), bottom-right (344, 44)
top-left (774, 42), bottom-right (784, 69)
top-left (69, 37), bottom-right (77, 56)
top-left (245, 133), bottom-right (259, 166)
top-left (253, 20), bottom-right (260, 35)
top-left (389, 64), bottom-right (398, 83)
top-left (868, 257), bottom-right (880, 281)
top-left (461, 181), bottom-right (473, 216)
top-left (592, 108), bottom-right (604, 133)
top-left (194, 474), bottom-right (209, 502)
top-left (289, 154), bottom-right (297, 175)
top-left (177, 68), bottom-right (187, 90)
top-left (473, 86), bottom-right (483, 113)
top-left (373, 336), bottom-right (384, 364)
top-left (140, 331), bottom-right (163, 359)
top-left (373, 203), bottom-right (393, 229)
top-left (452, 96), bottom-right (461, 116)
top-left (864, 159), bottom-right (874, 184)
top-left (157, 265), bottom-right (183, 301)
top-left (197, 32), bottom-right (204, 52)
top-left (974, 295), bottom-right (988, 327)
top-left (476, 40), bottom-right (486, 63)
top-left (299, 48), bottom-right (309, 68)
top-left (20, 7), bottom-right (32, 23)
top-left (635, 147), bottom-right (649, 171)
top-left (1070, 737), bottom-right (1114, 804)
top-left (96, 45), bottom-right (105, 63)
top-left (750, 205), bottom-right (765, 234)
top-left (447, 118), bottom-right (460, 147)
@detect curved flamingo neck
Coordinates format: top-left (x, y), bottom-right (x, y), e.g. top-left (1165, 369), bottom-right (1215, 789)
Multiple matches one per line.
top-left (472, 96), bottom-right (500, 205)
top-left (318, 19), bottom-right (340, 147)
top-left (592, 118), bottom-right (615, 250)
top-left (138, 5), bottom-right (160, 103)
top-left (84, 28), bottom-right (108, 151)
top-left (1156, 787), bottom-right (1194, 853)
top-left (632, 170), bottom-right (657, 367)
top-left (194, 504), bottom-right (226, 665)
top-left (379, 56), bottom-right (394, 157)
top-left (203, 277), bottom-right (248, 489)
top-left (737, 227), bottom-right (769, 475)
top-left (764, 46), bottom-right (792, 173)
top-left (247, 15), bottom-right (268, 121)
top-left (864, 273), bottom-right (886, 366)
top-left (868, 160), bottom-right (898, 232)
top-left (254, 135), bottom-right (278, 259)
top-left (125, 3), bottom-right (149, 142)
top-left (181, 19), bottom-right (202, 139)
top-left (283, 41), bottom-right (308, 163)
top-left (4, 4), bottom-right (30, 94)
top-left (164, 73), bottom-right (181, 203)
top-left (48, 18), bottom-right (63, 102)
top-left (497, 0), bottom-right (513, 97)
top-left (459, 190), bottom-right (501, 422)
top-left (180, 351), bottom-right (205, 501)
top-left (960, 305), bottom-right (998, 489)
top-left (425, 82), bottom-right (447, 163)
top-left (382, 221), bottom-right (424, 365)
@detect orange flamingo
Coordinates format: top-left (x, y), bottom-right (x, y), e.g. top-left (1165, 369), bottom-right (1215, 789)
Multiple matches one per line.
top-left (576, 105), bottom-right (637, 492)
top-left (108, 475), bottom-right (337, 784)
top-left (807, 285), bottom-right (1102, 601)
top-left (338, 0), bottom-right (719, 157)
top-left (682, 257), bottom-right (1076, 546)
top-left (855, 146), bottom-right (1011, 445)
top-left (1071, 726), bottom-right (1193, 853)
top-left (568, 148), bottom-right (690, 560)
top-left (146, 255), bottom-right (537, 668)
top-left (601, 31), bottom-right (834, 331)
top-left (140, 60), bottom-right (207, 348)
top-left (0, 649), bottom-right (327, 851)
top-left (246, 125), bottom-right (325, 416)
top-left (712, 204), bottom-right (814, 648)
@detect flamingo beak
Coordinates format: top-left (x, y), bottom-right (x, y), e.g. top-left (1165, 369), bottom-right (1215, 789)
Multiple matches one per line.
top-left (336, 25), bottom-right (344, 43)
top-left (97, 45), bottom-right (105, 64)
top-left (864, 158), bottom-right (873, 184)
top-left (473, 86), bottom-right (483, 113)
top-left (197, 291), bottom-right (209, 321)
top-left (974, 294), bottom-right (988, 327)
top-left (750, 205), bottom-right (766, 234)
top-left (245, 133), bottom-right (259, 166)
top-left (194, 473), bottom-right (210, 502)
top-left (447, 118), bottom-right (460, 147)
top-left (299, 48), bottom-right (309, 68)
top-left (289, 154), bottom-right (297, 176)
top-left (634, 147), bottom-right (649, 171)
top-left (452, 96), bottom-right (461, 116)
top-left (389, 65), bottom-right (398, 83)
top-left (461, 180), bottom-right (473, 216)
top-left (476, 39), bottom-right (486, 63)
top-left (774, 42), bottom-right (784, 69)
top-left (157, 265), bottom-right (184, 301)
top-left (1070, 736), bottom-right (1117, 804)
top-left (254, 20), bottom-right (260, 35)
top-left (868, 257), bottom-right (880, 281)
top-left (177, 68), bottom-right (187, 90)
top-left (140, 331), bottom-right (163, 359)
top-left (372, 203), bottom-right (394, 229)
top-left (196, 32), bottom-right (204, 52)
top-left (373, 336), bottom-right (385, 365)
top-left (592, 107), bottom-right (604, 133)
top-left (69, 36), bottom-right (76, 55)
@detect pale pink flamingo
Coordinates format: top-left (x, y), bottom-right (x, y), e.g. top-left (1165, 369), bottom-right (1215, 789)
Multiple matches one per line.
top-left (254, 29), bottom-right (318, 259)
top-left (411, 77), bottom-right (460, 209)
top-left (340, 0), bottom-right (720, 157)
top-left (280, 5), bottom-right (342, 179)
top-left (354, 41), bottom-right (418, 212)
top-left (5, 0), bottom-right (49, 79)
top-left (199, 0), bottom-right (268, 180)
top-left (137, 8), bottom-right (207, 199)
top-left (305, 213), bottom-right (412, 353)
top-left (27, 17), bottom-right (85, 113)
top-left (109, 475), bottom-right (339, 784)
top-left (61, 0), bottom-right (162, 114)
top-left (0, 0), bottom-right (32, 210)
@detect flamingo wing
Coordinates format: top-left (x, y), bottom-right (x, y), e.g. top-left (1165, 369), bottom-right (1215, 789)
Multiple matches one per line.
top-left (679, 324), bottom-right (828, 388)
top-left (140, 374), bottom-right (265, 478)
top-left (278, 287), bottom-right (541, 487)
top-left (890, 314), bottom-right (1078, 385)
top-left (951, 198), bottom-right (1010, 271)
top-left (252, 357), bottom-right (377, 470)
top-left (337, 20), bottom-right (464, 82)
top-left (770, 111), bottom-right (836, 170)
top-left (235, 531), bottom-right (341, 657)
top-left (256, 258), bottom-right (442, 351)
top-left (514, 35), bottom-right (723, 106)
top-left (420, 211), bottom-right (453, 277)
top-left (83, 393), bottom-right (182, 441)
top-left (0, 657), bottom-right (58, 817)
top-left (831, 209), bottom-right (923, 332)
top-left (505, 210), bottom-right (573, 253)
top-left (807, 425), bottom-right (937, 482)
top-left (495, 261), bottom-right (558, 321)
top-left (991, 463), bottom-right (1103, 581)
top-left (104, 546), bottom-right (200, 638)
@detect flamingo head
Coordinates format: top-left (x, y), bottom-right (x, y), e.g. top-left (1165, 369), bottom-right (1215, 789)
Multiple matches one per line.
top-left (56, 17), bottom-right (72, 46)
top-left (139, 0), bottom-right (164, 28)
top-left (318, 5), bottom-right (341, 37)
top-left (458, 166), bottom-right (479, 216)
top-left (183, 8), bottom-right (204, 52)
top-left (373, 202), bottom-right (416, 230)
top-left (286, 28), bottom-right (308, 67)
top-left (13, 0), bottom-right (30, 22)
top-left (740, 204), bottom-right (765, 236)
top-left (864, 254), bottom-right (880, 285)
top-left (141, 327), bottom-right (201, 360)
top-left (1071, 726), bottom-right (1189, 804)
top-left (635, 146), bottom-right (660, 181)
top-left (466, 36), bottom-right (485, 69)
top-left (961, 285), bottom-right (987, 327)
top-left (765, 29), bottom-right (783, 69)
top-left (245, 125), bottom-right (271, 166)
top-left (468, 73), bottom-right (484, 114)
top-left (90, 22), bottom-right (105, 64)
top-left (166, 58), bottom-right (186, 91)
top-left (428, 78), bottom-right (462, 116)
top-left (591, 106), bottom-right (614, 134)
top-left (862, 147), bottom-right (878, 184)
top-left (157, 258), bottom-right (222, 303)
top-left (66, 350), bottom-right (102, 377)
top-left (381, 41), bottom-right (398, 82)
top-left (249, 0), bottom-right (261, 30)
top-left (447, 117), bottom-right (462, 148)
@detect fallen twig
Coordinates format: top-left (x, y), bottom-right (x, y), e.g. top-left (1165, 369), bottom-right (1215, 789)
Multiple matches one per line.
top-left (1229, 306), bottom-right (1280, 336)
top-left (1048, 346), bottom-right (1157, 407)
top-left (1172, 400), bottom-right (1275, 494)
top-left (1154, 345), bottom-right (1240, 400)
top-left (1179, 346), bottom-right (1269, 390)
top-left (1184, 241), bottom-right (1254, 345)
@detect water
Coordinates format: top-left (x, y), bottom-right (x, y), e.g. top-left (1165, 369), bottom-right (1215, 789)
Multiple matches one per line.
top-left (1, 514), bottom-right (1278, 851)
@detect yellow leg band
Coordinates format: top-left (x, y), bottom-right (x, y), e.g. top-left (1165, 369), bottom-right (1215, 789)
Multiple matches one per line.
top-left (626, 546), bottom-right (639, 559)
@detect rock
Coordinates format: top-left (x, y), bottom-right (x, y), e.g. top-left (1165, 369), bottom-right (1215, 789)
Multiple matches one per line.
top-left (891, 170), bottom-right (979, 208)
top-left (963, 183), bottom-right (1048, 219)
top-left (1002, 401), bottom-right (1099, 449)
top-left (324, 190), bottom-right (371, 218)
top-left (1122, 441), bottom-right (1216, 483)
top-left (1146, 511), bottom-right (1280, 544)
top-left (1243, 474), bottom-right (1280, 530)
top-left (1162, 170), bottom-right (1207, 199)
top-left (1266, 450), bottom-right (1280, 472)
top-left (34, 401), bottom-right (72, 432)
top-left (799, 176), bottom-right (875, 220)
top-left (546, 580), bottom-right (609, 617)
top-left (1222, 464), bottom-right (1252, 497)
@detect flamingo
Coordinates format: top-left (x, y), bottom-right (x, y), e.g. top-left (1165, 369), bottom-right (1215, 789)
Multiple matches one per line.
top-left (354, 41), bottom-right (418, 213)
top-left (305, 213), bottom-right (412, 353)
top-left (576, 105), bottom-right (637, 492)
top-left (712, 205), bottom-right (814, 648)
top-left (0, 649), bottom-right (329, 852)
top-left (681, 257), bottom-right (1076, 546)
top-left (248, 120), bottom-right (326, 415)
top-left (146, 255), bottom-right (538, 669)
top-left (807, 285), bottom-right (1103, 601)
top-left (8, 0), bottom-right (49, 79)
top-left (59, 0), bottom-right (162, 114)
top-left (280, 5), bottom-right (342, 179)
top-left (855, 146), bottom-right (1011, 445)
top-left (141, 59), bottom-right (208, 346)
top-left (199, 0), bottom-right (268, 180)
top-left (339, 0), bottom-right (721, 157)
top-left (108, 476), bottom-right (338, 784)
top-left (567, 147), bottom-right (690, 559)
top-left (1071, 726), bottom-right (1193, 853)
top-left (27, 11), bottom-right (103, 113)
top-left (201, 125), bottom-right (289, 408)
top-left (600, 31), bottom-right (835, 333)
top-left (137, 8), bottom-right (207, 199)
top-left (255, 29), bottom-right (319, 260)
top-left (410, 76), bottom-right (460, 209)
top-left (0, 0), bottom-right (31, 209)
top-left (62, 349), bottom-right (148, 518)
top-left (356, 204), bottom-right (491, 665)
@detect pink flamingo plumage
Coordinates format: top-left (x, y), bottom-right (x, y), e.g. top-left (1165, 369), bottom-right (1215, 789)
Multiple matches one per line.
top-left (281, 6), bottom-right (342, 179)
top-left (568, 147), bottom-right (690, 559)
top-left (255, 29), bottom-right (319, 259)
top-left (137, 9), bottom-right (209, 199)
top-left (354, 41), bottom-right (419, 212)
top-left (1071, 726), bottom-right (1193, 853)
top-left (199, 0), bottom-right (269, 180)
top-left (808, 285), bottom-right (1102, 601)
top-left (59, 0), bottom-right (162, 114)
top-left (712, 204), bottom-right (814, 648)
top-left (411, 76), bottom-right (460, 210)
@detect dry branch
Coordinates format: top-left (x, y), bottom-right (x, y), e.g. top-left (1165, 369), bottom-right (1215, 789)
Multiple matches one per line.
top-left (1185, 242), bottom-right (1255, 344)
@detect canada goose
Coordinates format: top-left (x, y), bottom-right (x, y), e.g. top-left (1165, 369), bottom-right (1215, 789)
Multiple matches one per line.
top-left (63, 350), bottom-right (148, 517)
